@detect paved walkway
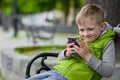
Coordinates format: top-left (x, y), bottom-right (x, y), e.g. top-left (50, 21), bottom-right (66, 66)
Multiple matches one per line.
top-left (0, 30), bottom-right (66, 49)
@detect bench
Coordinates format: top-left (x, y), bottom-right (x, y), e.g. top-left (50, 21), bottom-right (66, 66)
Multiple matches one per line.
top-left (26, 25), bottom-right (57, 45)
top-left (20, 13), bottom-right (57, 45)
top-left (25, 25), bottom-right (120, 80)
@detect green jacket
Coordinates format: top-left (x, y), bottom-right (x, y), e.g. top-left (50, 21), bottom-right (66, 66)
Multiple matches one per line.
top-left (54, 30), bottom-right (116, 80)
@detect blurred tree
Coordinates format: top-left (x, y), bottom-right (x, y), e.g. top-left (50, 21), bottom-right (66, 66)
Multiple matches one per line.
top-left (72, 0), bottom-right (84, 24)
top-left (12, 0), bottom-right (19, 37)
top-left (0, 0), bottom-right (56, 14)
top-left (0, 0), bottom-right (84, 25)
top-left (56, 0), bottom-right (70, 23)
top-left (17, 0), bottom-right (56, 14)
top-left (56, 0), bottom-right (84, 24)
top-left (85, 0), bottom-right (120, 26)
top-left (0, 0), bottom-right (12, 14)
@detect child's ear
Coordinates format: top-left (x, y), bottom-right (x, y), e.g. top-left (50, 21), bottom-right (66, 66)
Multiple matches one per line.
top-left (101, 22), bottom-right (106, 31)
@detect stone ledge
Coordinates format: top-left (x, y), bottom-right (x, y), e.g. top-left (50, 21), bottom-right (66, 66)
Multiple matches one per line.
top-left (0, 48), bottom-right (57, 80)
top-left (1, 48), bottom-right (30, 80)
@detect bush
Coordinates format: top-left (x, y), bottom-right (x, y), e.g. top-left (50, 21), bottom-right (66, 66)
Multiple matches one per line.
top-left (15, 45), bottom-right (66, 56)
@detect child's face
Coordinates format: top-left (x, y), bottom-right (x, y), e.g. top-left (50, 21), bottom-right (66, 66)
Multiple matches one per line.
top-left (78, 21), bottom-right (105, 43)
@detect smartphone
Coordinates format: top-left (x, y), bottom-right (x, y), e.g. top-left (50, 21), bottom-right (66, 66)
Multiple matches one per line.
top-left (67, 37), bottom-right (80, 47)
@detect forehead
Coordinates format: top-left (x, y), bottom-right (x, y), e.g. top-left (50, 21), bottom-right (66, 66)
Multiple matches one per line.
top-left (80, 15), bottom-right (98, 24)
top-left (78, 17), bottom-right (98, 28)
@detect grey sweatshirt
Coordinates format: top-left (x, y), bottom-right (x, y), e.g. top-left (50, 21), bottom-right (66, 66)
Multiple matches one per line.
top-left (58, 22), bottom-right (115, 78)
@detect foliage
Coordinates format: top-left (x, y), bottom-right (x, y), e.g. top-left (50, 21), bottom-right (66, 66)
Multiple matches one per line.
top-left (0, 0), bottom-right (13, 14)
top-left (18, 0), bottom-right (56, 14)
top-left (0, 0), bottom-right (56, 14)
top-left (0, 0), bottom-right (84, 24)
top-left (0, 0), bottom-right (84, 14)
top-left (56, 0), bottom-right (85, 22)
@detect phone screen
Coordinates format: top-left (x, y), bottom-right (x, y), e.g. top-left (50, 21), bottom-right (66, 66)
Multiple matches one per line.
top-left (67, 37), bottom-right (80, 47)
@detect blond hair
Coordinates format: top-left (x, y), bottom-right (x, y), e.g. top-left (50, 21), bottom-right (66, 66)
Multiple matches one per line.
top-left (76, 4), bottom-right (105, 26)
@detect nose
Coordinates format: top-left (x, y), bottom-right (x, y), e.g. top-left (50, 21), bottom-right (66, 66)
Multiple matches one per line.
top-left (84, 31), bottom-right (89, 36)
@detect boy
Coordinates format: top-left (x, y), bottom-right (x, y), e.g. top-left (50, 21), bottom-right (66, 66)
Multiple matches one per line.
top-left (27, 4), bottom-right (116, 80)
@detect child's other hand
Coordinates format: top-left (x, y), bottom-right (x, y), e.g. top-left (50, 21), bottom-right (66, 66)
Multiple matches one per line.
top-left (65, 39), bottom-right (75, 58)
top-left (73, 39), bottom-right (91, 61)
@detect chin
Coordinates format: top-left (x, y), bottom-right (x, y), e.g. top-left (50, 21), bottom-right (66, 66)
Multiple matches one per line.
top-left (86, 39), bottom-right (94, 43)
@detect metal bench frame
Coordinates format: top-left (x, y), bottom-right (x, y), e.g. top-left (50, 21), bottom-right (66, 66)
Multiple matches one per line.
top-left (25, 52), bottom-right (58, 79)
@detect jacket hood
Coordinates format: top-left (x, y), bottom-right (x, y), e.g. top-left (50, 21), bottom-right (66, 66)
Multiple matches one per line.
top-left (100, 22), bottom-right (113, 36)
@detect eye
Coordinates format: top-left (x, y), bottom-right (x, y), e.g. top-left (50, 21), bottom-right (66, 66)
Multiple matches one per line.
top-left (79, 29), bottom-right (84, 32)
top-left (87, 28), bottom-right (94, 31)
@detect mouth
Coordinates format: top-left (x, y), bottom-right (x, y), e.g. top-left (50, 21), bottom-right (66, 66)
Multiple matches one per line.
top-left (84, 36), bottom-right (94, 41)
top-left (85, 36), bottom-right (92, 39)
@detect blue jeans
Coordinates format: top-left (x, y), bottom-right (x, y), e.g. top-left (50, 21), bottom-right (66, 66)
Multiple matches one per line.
top-left (27, 70), bottom-right (67, 80)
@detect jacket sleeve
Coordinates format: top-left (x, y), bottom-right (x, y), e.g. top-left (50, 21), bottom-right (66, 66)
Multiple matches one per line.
top-left (57, 49), bottom-right (68, 61)
top-left (87, 40), bottom-right (115, 78)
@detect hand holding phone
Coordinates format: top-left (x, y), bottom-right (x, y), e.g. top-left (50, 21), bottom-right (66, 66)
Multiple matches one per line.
top-left (67, 37), bottom-right (80, 47)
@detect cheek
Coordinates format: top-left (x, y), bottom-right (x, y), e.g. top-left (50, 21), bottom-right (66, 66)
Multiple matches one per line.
top-left (79, 32), bottom-right (84, 36)
top-left (92, 31), bottom-right (97, 35)
top-left (79, 31), bottom-right (82, 35)
top-left (93, 31), bottom-right (101, 37)
top-left (88, 30), bottom-right (100, 38)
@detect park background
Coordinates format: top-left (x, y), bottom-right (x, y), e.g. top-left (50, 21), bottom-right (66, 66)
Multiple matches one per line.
top-left (0, 0), bottom-right (120, 80)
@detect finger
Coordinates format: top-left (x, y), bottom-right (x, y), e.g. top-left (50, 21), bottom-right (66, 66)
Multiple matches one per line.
top-left (67, 43), bottom-right (74, 48)
top-left (66, 39), bottom-right (69, 44)
top-left (67, 48), bottom-right (75, 54)
top-left (74, 45), bottom-right (80, 50)
top-left (73, 45), bottom-right (81, 52)
top-left (67, 47), bottom-right (74, 50)
top-left (76, 39), bottom-right (84, 47)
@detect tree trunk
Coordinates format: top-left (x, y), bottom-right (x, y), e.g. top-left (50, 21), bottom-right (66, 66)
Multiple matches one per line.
top-left (85, 0), bottom-right (120, 27)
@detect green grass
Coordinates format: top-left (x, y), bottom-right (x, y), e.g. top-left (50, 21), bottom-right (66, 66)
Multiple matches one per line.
top-left (15, 45), bottom-right (66, 56)
top-left (0, 70), bottom-right (5, 80)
